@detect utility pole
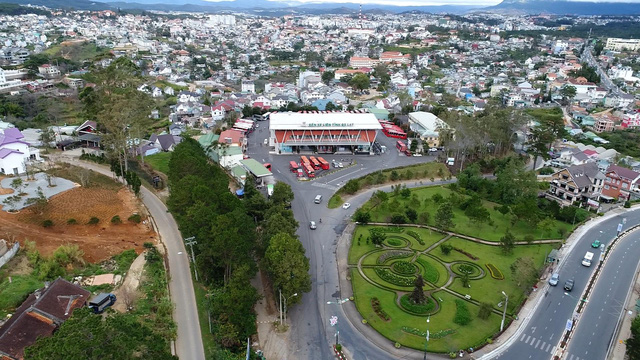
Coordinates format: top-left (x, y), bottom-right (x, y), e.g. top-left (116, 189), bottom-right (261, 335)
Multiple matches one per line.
top-left (184, 236), bottom-right (199, 281)
top-left (500, 291), bottom-right (509, 332)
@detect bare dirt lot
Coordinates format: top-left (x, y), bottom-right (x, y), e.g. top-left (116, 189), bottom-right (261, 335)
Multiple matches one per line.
top-left (0, 185), bottom-right (156, 263)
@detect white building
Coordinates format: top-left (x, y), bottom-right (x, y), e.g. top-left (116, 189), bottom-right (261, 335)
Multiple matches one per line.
top-left (0, 128), bottom-right (41, 175)
top-left (241, 80), bottom-right (255, 94)
top-left (605, 38), bottom-right (640, 52)
top-left (408, 112), bottom-right (450, 147)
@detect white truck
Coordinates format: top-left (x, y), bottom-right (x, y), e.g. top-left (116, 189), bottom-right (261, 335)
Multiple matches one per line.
top-left (582, 251), bottom-right (594, 267)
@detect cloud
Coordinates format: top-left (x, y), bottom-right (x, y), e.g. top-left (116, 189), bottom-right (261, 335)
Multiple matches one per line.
top-left (202, 0), bottom-right (640, 4)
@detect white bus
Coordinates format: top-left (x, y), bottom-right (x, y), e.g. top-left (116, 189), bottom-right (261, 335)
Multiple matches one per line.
top-left (582, 251), bottom-right (594, 267)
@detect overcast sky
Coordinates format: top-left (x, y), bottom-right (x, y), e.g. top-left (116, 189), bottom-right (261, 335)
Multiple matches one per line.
top-left (203, 0), bottom-right (640, 4)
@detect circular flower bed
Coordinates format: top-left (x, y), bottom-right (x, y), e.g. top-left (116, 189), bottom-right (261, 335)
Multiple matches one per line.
top-left (392, 261), bottom-right (417, 275)
top-left (451, 262), bottom-right (483, 278)
top-left (384, 236), bottom-right (408, 248)
top-left (400, 294), bottom-right (436, 314)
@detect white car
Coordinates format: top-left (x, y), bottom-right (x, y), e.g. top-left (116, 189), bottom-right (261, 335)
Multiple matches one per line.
top-left (338, 162), bottom-right (344, 168)
top-left (342, 203), bottom-right (351, 209)
top-left (429, 147), bottom-right (438, 152)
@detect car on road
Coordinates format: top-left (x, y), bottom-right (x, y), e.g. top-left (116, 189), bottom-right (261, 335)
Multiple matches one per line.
top-left (591, 240), bottom-right (601, 248)
top-left (263, 139), bottom-right (268, 145)
top-left (549, 273), bottom-right (559, 286)
top-left (309, 221), bottom-right (317, 230)
top-left (342, 203), bottom-right (351, 209)
top-left (564, 279), bottom-right (574, 291)
top-left (429, 147), bottom-right (438, 152)
top-left (338, 162), bottom-right (343, 168)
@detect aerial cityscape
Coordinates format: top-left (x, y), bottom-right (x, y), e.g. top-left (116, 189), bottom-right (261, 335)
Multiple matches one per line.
top-left (1, 0), bottom-right (640, 359)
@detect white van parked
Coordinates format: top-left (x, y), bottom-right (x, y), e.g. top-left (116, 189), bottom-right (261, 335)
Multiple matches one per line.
top-left (582, 251), bottom-right (594, 267)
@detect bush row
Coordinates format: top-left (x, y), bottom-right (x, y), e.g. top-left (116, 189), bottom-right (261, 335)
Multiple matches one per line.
top-left (377, 227), bottom-right (404, 233)
top-left (454, 247), bottom-right (479, 260)
top-left (485, 263), bottom-right (504, 280)
top-left (402, 326), bottom-right (456, 339)
top-left (377, 250), bottom-right (412, 264)
top-left (400, 294), bottom-right (435, 314)
top-left (406, 230), bottom-right (425, 245)
top-left (371, 297), bottom-right (391, 321)
top-left (385, 238), bottom-right (404, 247)
top-left (374, 268), bottom-right (414, 287)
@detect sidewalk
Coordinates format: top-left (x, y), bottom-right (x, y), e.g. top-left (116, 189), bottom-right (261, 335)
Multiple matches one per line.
top-left (609, 261), bottom-right (640, 359)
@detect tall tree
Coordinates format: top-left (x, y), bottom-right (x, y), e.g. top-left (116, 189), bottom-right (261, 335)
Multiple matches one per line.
top-left (410, 274), bottom-right (426, 304)
top-left (369, 227), bottom-right (387, 246)
top-left (435, 201), bottom-right (454, 230)
top-left (264, 232), bottom-right (312, 307)
top-left (510, 257), bottom-right (539, 293)
top-left (627, 316), bottom-right (640, 360)
top-left (500, 230), bottom-right (516, 255)
top-left (349, 73), bottom-right (370, 90)
top-left (270, 182), bottom-right (294, 206)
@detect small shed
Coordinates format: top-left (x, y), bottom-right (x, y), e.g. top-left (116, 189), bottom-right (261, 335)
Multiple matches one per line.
top-left (547, 249), bottom-right (560, 263)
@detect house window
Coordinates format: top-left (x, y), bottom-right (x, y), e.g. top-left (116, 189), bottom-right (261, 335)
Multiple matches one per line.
top-left (562, 175), bottom-right (569, 180)
top-left (622, 183), bottom-right (628, 189)
top-left (606, 177), bottom-right (611, 182)
top-left (605, 185), bottom-right (610, 190)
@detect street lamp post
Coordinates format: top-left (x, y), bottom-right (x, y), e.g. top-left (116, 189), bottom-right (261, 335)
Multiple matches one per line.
top-left (500, 291), bottom-right (509, 332)
top-left (564, 292), bottom-right (588, 303)
top-left (284, 293), bottom-right (298, 325)
top-left (423, 314), bottom-right (431, 360)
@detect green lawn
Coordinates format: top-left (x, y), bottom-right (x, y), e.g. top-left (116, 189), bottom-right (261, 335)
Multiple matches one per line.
top-left (352, 269), bottom-right (501, 353)
top-left (362, 186), bottom-right (574, 241)
top-left (144, 152), bottom-right (172, 175)
top-left (349, 222), bottom-right (556, 352)
top-left (0, 274), bottom-right (43, 318)
top-left (433, 236), bottom-right (555, 313)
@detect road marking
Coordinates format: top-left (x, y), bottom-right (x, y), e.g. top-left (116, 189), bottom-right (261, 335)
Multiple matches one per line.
top-left (529, 337), bottom-right (536, 345)
top-left (535, 339), bottom-right (541, 348)
top-left (570, 354), bottom-right (575, 360)
top-left (545, 343), bottom-right (551, 352)
top-left (525, 335), bottom-right (531, 343)
top-left (311, 182), bottom-right (339, 191)
top-left (551, 346), bottom-right (556, 354)
top-left (520, 333), bottom-right (526, 341)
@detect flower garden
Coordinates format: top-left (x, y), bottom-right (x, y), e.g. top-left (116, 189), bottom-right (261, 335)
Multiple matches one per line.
top-left (349, 225), bottom-right (557, 354)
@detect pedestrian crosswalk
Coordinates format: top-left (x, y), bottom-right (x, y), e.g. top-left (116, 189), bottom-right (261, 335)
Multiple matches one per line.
top-left (311, 182), bottom-right (339, 191)
top-left (519, 333), bottom-right (556, 354)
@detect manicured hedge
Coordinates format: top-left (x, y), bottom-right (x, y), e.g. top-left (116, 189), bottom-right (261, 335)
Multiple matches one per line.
top-left (385, 238), bottom-right (404, 247)
top-left (416, 257), bottom-right (439, 284)
top-left (485, 263), bottom-right (504, 280)
top-left (371, 297), bottom-right (391, 321)
top-left (454, 247), bottom-right (479, 260)
top-left (392, 261), bottom-right (416, 275)
top-left (377, 250), bottom-right (413, 264)
top-left (406, 230), bottom-right (425, 245)
top-left (374, 268), bottom-right (414, 287)
top-left (378, 227), bottom-right (404, 233)
top-left (453, 299), bottom-right (472, 326)
top-left (402, 327), bottom-right (456, 339)
top-left (400, 294), bottom-right (435, 314)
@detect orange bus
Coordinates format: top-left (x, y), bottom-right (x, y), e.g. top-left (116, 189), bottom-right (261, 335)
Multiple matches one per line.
top-left (317, 157), bottom-right (330, 170)
top-left (309, 156), bottom-right (321, 170)
top-left (300, 156), bottom-right (310, 166)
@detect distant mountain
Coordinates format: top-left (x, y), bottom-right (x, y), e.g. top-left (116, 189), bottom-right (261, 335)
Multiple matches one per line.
top-left (487, 0), bottom-right (640, 15)
top-left (0, 0), bottom-right (111, 10)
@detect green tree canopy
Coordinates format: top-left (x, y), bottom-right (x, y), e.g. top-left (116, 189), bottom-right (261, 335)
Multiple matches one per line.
top-left (264, 232), bottom-right (312, 306)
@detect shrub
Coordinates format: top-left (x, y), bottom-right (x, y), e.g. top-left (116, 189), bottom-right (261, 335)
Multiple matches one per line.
top-left (402, 327), bottom-right (455, 339)
top-left (449, 352), bottom-right (457, 358)
top-left (343, 179), bottom-right (361, 194)
top-left (42, 219), bottom-right (53, 228)
top-left (400, 294), bottom-right (435, 314)
top-left (390, 213), bottom-right (407, 224)
top-left (361, 319), bottom-right (368, 324)
top-left (453, 299), bottom-right (472, 326)
top-left (66, 218), bottom-right (77, 225)
top-left (87, 217), bottom-right (100, 225)
top-left (478, 302), bottom-right (493, 320)
top-left (378, 227), bottom-right (404, 233)
top-left (353, 210), bottom-right (371, 223)
top-left (335, 344), bottom-right (342, 352)
top-left (392, 261), bottom-right (415, 275)
top-left (624, 201), bottom-right (631, 208)
top-left (394, 342), bottom-right (401, 349)
top-left (374, 268), bottom-right (414, 287)
top-left (385, 237), bottom-right (404, 247)
top-left (486, 263), bottom-right (504, 280)
top-left (406, 230), bottom-right (425, 245)
top-left (371, 298), bottom-right (391, 321)
top-left (128, 214), bottom-right (142, 223)
top-left (377, 250), bottom-right (412, 264)
top-left (539, 167), bottom-right (554, 175)
top-left (440, 243), bottom-right (453, 255)
top-left (111, 215), bottom-right (122, 224)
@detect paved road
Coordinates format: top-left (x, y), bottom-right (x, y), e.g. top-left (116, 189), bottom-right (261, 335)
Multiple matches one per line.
top-left (247, 122), bottom-right (437, 359)
top-left (61, 159), bottom-right (206, 360)
top-left (582, 46), bottom-right (623, 96)
top-left (566, 229), bottom-right (640, 360)
top-left (489, 209), bottom-right (640, 360)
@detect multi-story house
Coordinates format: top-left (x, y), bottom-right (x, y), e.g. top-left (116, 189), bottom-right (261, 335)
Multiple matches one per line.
top-left (602, 165), bottom-right (640, 201)
top-left (547, 162), bottom-right (604, 207)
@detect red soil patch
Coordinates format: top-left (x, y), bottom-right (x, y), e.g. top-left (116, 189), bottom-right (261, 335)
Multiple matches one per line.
top-left (0, 187), bottom-right (156, 263)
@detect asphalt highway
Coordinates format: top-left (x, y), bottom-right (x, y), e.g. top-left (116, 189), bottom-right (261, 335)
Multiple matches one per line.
top-left (490, 209), bottom-right (640, 360)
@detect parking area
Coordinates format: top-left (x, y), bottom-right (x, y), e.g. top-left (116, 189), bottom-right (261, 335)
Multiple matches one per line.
top-left (244, 118), bottom-right (438, 190)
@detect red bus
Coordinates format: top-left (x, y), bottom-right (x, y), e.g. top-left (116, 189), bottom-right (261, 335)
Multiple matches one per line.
top-left (309, 156), bottom-right (321, 170)
top-left (396, 140), bottom-right (411, 156)
top-left (289, 161), bottom-right (299, 173)
top-left (303, 163), bottom-right (315, 178)
top-left (300, 156), bottom-right (310, 166)
top-left (382, 124), bottom-right (407, 139)
top-left (317, 157), bottom-right (330, 170)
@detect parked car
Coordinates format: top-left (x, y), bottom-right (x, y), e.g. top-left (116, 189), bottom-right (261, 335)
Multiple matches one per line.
top-left (89, 293), bottom-right (117, 314)
top-left (564, 279), bottom-right (574, 292)
top-left (549, 273), bottom-right (559, 286)
top-left (591, 240), bottom-right (601, 248)
top-left (342, 203), bottom-right (351, 209)
top-left (309, 221), bottom-right (317, 230)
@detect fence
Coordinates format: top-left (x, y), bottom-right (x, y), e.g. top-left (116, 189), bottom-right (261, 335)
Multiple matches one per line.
top-left (0, 242), bottom-right (19, 269)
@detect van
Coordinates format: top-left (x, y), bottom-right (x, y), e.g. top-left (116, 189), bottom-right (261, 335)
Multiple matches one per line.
top-left (582, 251), bottom-right (594, 267)
top-left (89, 293), bottom-right (117, 314)
top-left (314, 195), bottom-right (322, 204)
